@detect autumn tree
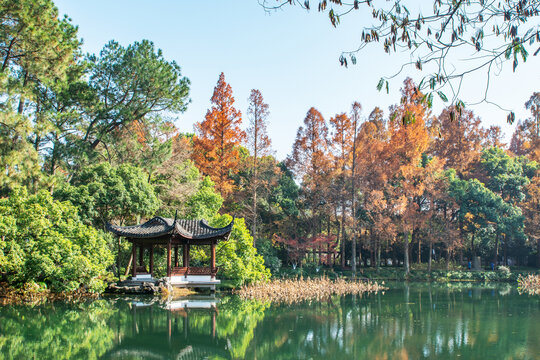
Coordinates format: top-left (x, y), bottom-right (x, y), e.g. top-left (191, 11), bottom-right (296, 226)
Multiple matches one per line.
top-left (287, 107), bottom-right (332, 260)
top-left (429, 106), bottom-right (484, 177)
top-left (329, 111), bottom-right (353, 269)
top-left (510, 93), bottom-right (540, 160)
top-left (246, 89), bottom-right (272, 246)
top-left (355, 106), bottom-right (389, 269)
top-left (192, 72), bottom-right (246, 198)
top-left (386, 78), bottom-right (431, 274)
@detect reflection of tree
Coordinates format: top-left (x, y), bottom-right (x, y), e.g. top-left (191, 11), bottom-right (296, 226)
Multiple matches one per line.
top-left (0, 300), bottom-right (117, 359)
top-left (216, 296), bottom-right (269, 359)
top-left (0, 287), bottom-right (538, 359)
top-left (244, 285), bottom-right (540, 359)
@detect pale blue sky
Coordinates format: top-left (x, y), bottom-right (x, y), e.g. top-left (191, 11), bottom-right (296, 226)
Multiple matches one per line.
top-left (55, 0), bottom-right (539, 160)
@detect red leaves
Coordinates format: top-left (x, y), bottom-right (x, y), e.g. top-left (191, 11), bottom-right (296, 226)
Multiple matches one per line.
top-left (192, 73), bottom-right (246, 198)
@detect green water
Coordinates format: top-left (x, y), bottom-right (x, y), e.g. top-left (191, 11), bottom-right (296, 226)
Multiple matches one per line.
top-left (0, 283), bottom-right (539, 359)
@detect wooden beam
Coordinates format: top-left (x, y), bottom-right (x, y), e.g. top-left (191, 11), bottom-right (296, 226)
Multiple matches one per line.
top-left (167, 241), bottom-right (172, 277)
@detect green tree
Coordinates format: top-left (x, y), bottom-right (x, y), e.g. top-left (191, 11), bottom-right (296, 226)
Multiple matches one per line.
top-left (54, 162), bottom-right (160, 227)
top-left (0, 188), bottom-right (113, 292)
top-left (82, 40), bottom-right (190, 152)
top-left (192, 215), bottom-right (271, 286)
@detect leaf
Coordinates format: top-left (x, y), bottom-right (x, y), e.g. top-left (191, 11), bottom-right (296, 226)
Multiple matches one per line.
top-left (376, 77), bottom-right (385, 91)
top-left (437, 91), bottom-right (448, 102)
top-left (507, 111), bottom-right (515, 124)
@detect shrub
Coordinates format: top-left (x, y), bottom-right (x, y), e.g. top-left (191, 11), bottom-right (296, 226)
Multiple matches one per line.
top-left (0, 188), bottom-right (114, 292)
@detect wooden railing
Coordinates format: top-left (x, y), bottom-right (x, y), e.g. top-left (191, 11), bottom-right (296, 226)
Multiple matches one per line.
top-left (171, 267), bottom-right (219, 276)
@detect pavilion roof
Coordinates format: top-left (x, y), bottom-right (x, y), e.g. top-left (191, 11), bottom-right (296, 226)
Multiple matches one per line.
top-left (107, 216), bottom-right (234, 240)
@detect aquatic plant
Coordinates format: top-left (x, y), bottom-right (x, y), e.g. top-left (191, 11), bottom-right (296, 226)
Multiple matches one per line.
top-left (518, 274), bottom-right (540, 295)
top-left (235, 276), bottom-right (385, 304)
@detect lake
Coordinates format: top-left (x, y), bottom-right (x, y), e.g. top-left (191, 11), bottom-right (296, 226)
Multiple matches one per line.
top-left (0, 283), bottom-right (539, 359)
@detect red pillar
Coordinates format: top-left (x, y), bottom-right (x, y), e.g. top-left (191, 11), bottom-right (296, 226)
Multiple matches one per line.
top-left (167, 241), bottom-right (172, 277)
top-left (149, 245), bottom-right (154, 277)
top-left (174, 246), bottom-right (179, 267)
top-left (210, 241), bottom-right (216, 274)
top-left (139, 246), bottom-right (144, 267)
top-left (132, 243), bottom-right (137, 278)
top-left (183, 244), bottom-right (189, 267)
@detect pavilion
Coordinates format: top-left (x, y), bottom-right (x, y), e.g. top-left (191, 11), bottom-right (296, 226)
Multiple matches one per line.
top-left (107, 215), bottom-right (234, 289)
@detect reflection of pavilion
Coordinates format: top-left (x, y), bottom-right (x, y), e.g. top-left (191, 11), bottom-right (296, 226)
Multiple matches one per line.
top-left (108, 216), bottom-right (233, 290)
top-left (104, 297), bottom-right (230, 360)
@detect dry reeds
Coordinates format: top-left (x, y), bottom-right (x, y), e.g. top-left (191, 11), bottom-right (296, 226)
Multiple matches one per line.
top-left (518, 274), bottom-right (540, 295)
top-left (235, 277), bottom-right (386, 304)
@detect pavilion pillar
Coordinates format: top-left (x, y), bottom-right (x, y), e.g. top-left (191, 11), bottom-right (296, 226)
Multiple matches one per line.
top-left (167, 241), bottom-right (172, 278)
top-left (139, 246), bottom-right (144, 267)
top-left (174, 246), bottom-right (179, 267)
top-left (149, 245), bottom-right (154, 277)
top-left (131, 243), bottom-right (137, 278)
top-left (183, 244), bottom-right (189, 267)
top-left (210, 241), bottom-right (216, 273)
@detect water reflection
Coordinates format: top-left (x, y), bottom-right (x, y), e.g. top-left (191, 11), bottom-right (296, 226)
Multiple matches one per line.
top-left (0, 284), bottom-right (538, 359)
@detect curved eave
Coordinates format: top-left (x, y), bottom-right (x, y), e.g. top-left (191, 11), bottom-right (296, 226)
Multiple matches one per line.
top-left (106, 216), bottom-right (174, 239)
top-left (174, 218), bottom-right (234, 240)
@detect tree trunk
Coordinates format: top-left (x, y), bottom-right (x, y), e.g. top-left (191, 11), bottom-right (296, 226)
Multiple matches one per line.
top-left (417, 232), bottom-right (422, 264)
top-left (376, 238), bottom-right (381, 273)
top-left (428, 238), bottom-right (433, 273)
top-left (536, 236), bottom-right (540, 268)
top-left (404, 231), bottom-right (410, 274)
top-left (493, 233), bottom-right (499, 269)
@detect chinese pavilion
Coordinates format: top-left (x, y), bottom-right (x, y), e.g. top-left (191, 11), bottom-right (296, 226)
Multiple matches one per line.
top-left (107, 216), bottom-right (234, 289)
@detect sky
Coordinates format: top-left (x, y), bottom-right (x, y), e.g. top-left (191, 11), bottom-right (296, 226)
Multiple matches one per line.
top-left (54, 0), bottom-right (539, 160)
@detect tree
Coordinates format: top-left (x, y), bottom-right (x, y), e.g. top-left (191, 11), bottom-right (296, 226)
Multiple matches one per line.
top-left (522, 175), bottom-right (540, 266)
top-left (510, 93), bottom-right (540, 160)
top-left (193, 215), bottom-right (271, 286)
top-left (430, 106), bottom-right (484, 177)
top-left (0, 0), bottom-right (80, 195)
top-left (0, 0), bottom-right (79, 96)
top-left (82, 40), bottom-right (190, 152)
top-left (246, 89), bottom-right (272, 247)
top-left (386, 78), bottom-right (431, 274)
top-left (192, 72), bottom-right (246, 198)
top-left (54, 162), bottom-right (160, 227)
top-left (0, 188), bottom-right (113, 292)
top-left (329, 111), bottom-right (353, 269)
top-left (287, 107), bottom-right (332, 263)
top-left (265, 1), bottom-right (540, 116)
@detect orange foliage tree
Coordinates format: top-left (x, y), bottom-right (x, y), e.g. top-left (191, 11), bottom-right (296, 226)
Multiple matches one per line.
top-left (385, 78), bottom-right (432, 274)
top-left (329, 110), bottom-right (354, 269)
top-left (192, 72), bottom-right (246, 198)
top-left (287, 107), bottom-right (333, 261)
top-left (429, 106), bottom-right (484, 177)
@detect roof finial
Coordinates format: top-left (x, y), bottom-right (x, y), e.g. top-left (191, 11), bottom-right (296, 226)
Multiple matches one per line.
top-left (174, 209), bottom-right (178, 224)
